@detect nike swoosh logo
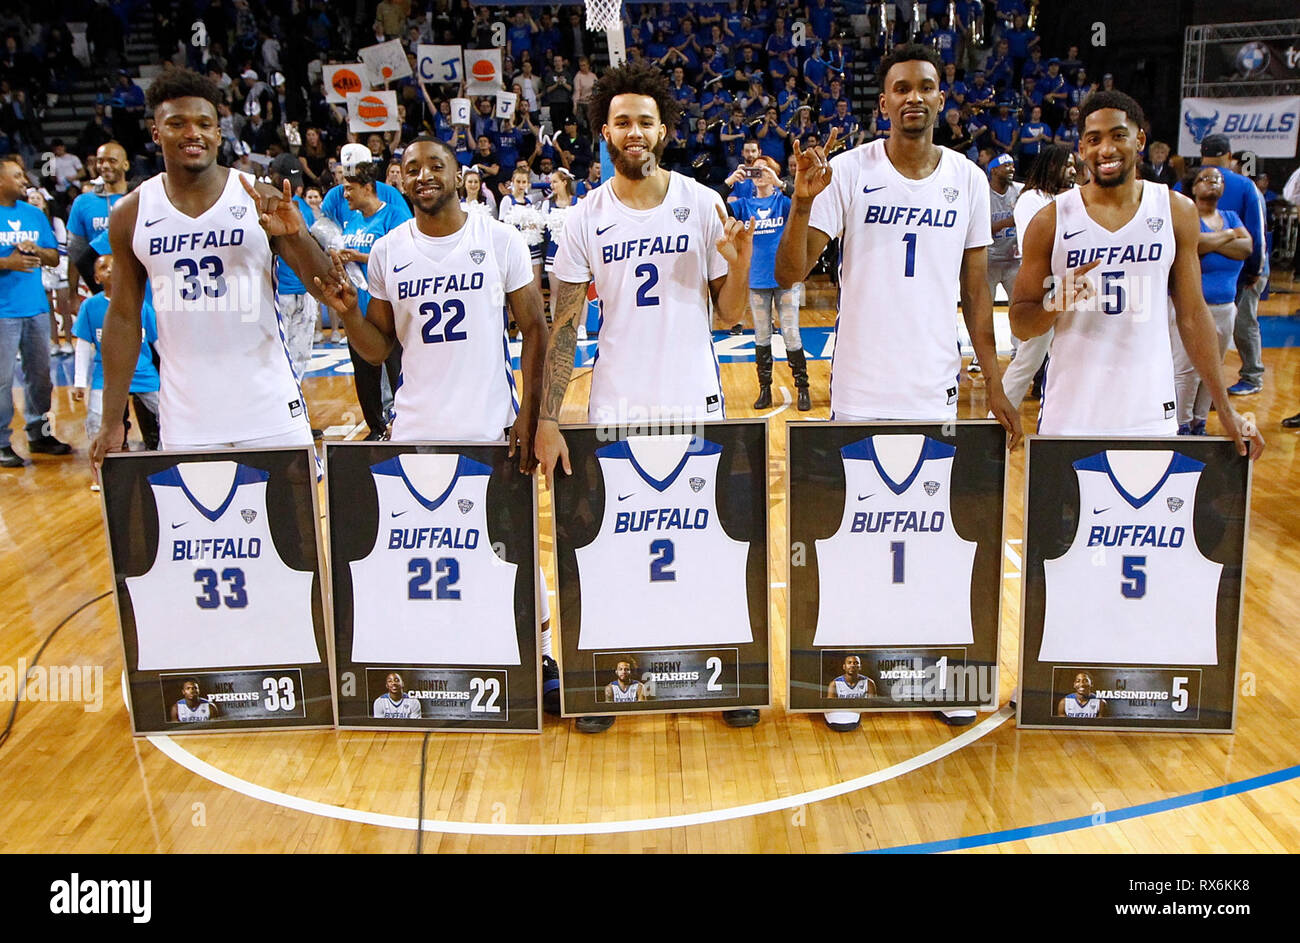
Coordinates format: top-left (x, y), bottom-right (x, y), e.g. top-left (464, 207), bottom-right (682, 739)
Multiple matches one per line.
top-left (1092, 507), bottom-right (1110, 514)
top-left (857, 493), bottom-right (875, 501)
top-left (617, 493), bottom-right (636, 501)
top-left (596, 224), bottom-right (616, 235)
top-left (144, 218), bottom-right (166, 227)
top-left (862, 185), bottom-right (886, 194)
top-left (1063, 229), bottom-right (1085, 240)
top-left (394, 261), bottom-right (413, 272)
top-left (391, 510), bottom-right (409, 517)
top-left (171, 522), bottom-right (186, 529)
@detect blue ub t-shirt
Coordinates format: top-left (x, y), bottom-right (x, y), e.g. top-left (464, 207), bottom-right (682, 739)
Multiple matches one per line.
top-left (67, 191), bottom-right (126, 242)
top-left (732, 192), bottom-right (791, 290)
top-left (340, 199), bottom-right (413, 312)
top-left (322, 180), bottom-right (406, 228)
top-left (71, 290), bottom-right (160, 392)
top-left (0, 200), bottom-right (56, 318)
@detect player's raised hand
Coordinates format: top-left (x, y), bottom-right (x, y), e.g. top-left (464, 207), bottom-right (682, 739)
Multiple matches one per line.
top-left (714, 203), bottom-right (754, 265)
top-left (312, 249), bottom-right (359, 314)
top-left (241, 176), bottom-right (303, 238)
top-left (791, 127), bottom-right (839, 200)
top-left (1060, 258), bottom-right (1101, 312)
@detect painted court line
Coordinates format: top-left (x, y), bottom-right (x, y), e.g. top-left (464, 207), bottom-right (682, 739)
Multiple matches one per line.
top-left (140, 672), bottom-right (1013, 836)
top-left (871, 763), bottom-right (1300, 853)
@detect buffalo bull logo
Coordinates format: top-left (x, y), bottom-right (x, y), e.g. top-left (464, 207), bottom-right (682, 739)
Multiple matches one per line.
top-left (1184, 111), bottom-right (1219, 144)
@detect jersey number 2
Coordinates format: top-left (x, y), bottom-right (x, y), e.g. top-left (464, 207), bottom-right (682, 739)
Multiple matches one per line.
top-left (634, 263), bottom-right (660, 306)
top-left (419, 300), bottom-right (468, 343)
top-left (408, 557), bottom-right (461, 599)
top-left (649, 538), bottom-right (676, 582)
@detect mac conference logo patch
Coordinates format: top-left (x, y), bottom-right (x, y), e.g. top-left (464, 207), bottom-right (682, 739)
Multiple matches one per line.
top-left (689, 477), bottom-right (706, 492)
top-left (942, 187), bottom-right (959, 203)
top-left (674, 206), bottom-right (690, 222)
top-left (923, 480), bottom-right (940, 496)
top-left (1167, 497), bottom-right (1184, 512)
top-left (470, 249), bottom-right (486, 264)
top-left (230, 205), bottom-right (247, 219)
top-left (240, 509), bottom-right (257, 523)
top-left (458, 499), bottom-right (474, 514)
top-left (1147, 217), bottom-right (1164, 233)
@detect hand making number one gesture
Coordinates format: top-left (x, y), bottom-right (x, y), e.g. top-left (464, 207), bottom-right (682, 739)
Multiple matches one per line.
top-left (790, 127), bottom-right (840, 201)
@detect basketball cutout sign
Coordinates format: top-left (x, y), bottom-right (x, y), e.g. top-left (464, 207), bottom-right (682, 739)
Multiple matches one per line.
top-left (323, 64), bottom-right (365, 103)
top-left (358, 39), bottom-right (411, 87)
top-left (464, 49), bottom-right (503, 94)
top-left (347, 91), bottom-right (399, 132)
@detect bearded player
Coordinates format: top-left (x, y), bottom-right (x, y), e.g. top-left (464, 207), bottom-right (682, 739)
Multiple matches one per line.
top-left (535, 61), bottom-right (756, 732)
top-left (90, 69), bottom-right (337, 466)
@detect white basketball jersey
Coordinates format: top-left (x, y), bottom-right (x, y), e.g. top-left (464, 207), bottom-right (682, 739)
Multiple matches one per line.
top-left (349, 455), bottom-right (521, 665)
top-left (610, 680), bottom-right (643, 702)
top-left (1042, 183), bottom-right (1178, 435)
top-left (127, 464), bottom-right (321, 670)
top-left (176, 699), bottom-right (213, 722)
top-left (550, 171), bottom-right (729, 422)
top-left (1062, 695), bottom-right (1103, 717)
top-left (813, 435), bottom-right (977, 647)
top-left (808, 140), bottom-right (992, 419)
top-left (368, 215), bottom-right (532, 442)
top-left (131, 169), bottom-right (307, 446)
top-left (1039, 450), bottom-right (1220, 665)
top-left (374, 694), bottom-right (423, 718)
top-left (833, 676), bottom-right (871, 698)
top-left (574, 437), bottom-right (752, 650)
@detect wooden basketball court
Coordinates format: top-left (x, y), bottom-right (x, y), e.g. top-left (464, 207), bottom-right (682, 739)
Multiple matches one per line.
top-left (2, 278), bottom-right (1298, 854)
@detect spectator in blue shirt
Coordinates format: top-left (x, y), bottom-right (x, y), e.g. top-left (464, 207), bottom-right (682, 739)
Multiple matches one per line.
top-left (66, 141), bottom-right (129, 301)
top-left (507, 10), bottom-right (537, 61)
top-left (967, 71), bottom-right (996, 109)
top-left (719, 108), bottom-right (749, 171)
top-left (1039, 60), bottom-right (1068, 124)
top-left (1018, 106), bottom-right (1051, 157)
top-left (985, 38), bottom-right (1014, 89)
top-left (1067, 69), bottom-right (1094, 108)
top-left (765, 18), bottom-right (796, 78)
top-left (756, 106), bottom-right (789, 162)
top-left (941, 62), bottom-right (968, 108)
top-left (803, 43), bottom-right (830, 93)
top-left (0, 158), bottom-right (70, 465)
top-left (1003, 13), bottom-right (1039, 73)
top-left (990, 102), bottom-right (1018, 154)
top-left (1055, 105), bottom-right (1081, 151)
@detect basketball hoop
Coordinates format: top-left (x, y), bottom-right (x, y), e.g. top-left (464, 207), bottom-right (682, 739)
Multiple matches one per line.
top-left (585, 0), bottom-right (627, 66)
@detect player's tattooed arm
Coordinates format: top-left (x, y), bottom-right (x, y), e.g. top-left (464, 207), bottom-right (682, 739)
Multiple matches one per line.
top-left (507, 280), bottom-right (549, 473)
top-left (1168, 191), bottom-right (1264, 459)
top-left (535, 278), bottom-right (588, 479)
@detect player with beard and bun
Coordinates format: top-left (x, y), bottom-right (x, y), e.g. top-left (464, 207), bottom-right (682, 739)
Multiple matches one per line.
top-left (775, 43), bottom-right (1021, 731)
top-left (90, 69), bottom-right (338, 465)
top-left (1010, 90), bottom-right (1262, 457)
top-left (536, 61), bottom-right (756, 734)
top-left (314, 136), bottom-right (560, 707)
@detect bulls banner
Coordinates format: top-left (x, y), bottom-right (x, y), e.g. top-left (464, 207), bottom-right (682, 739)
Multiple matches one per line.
top-left (102, 448), bottom-right (333, 735)
top-left (787, 421), bottom-right (1006, 714)
top-left (464, 48), bottom-right (503, 94)
top-left (552, 423), bottom-right (770, 717)
top-left (325, 443), bottom-right (541, 733)
top-left (1179, 96), bottom-right (1300, 158)
top-left (348, 90), bottom-right (400, 133)
top-left (359, 38), bottom-right (411, 86)
top-left (1017, 437), bottom-right (1250, 732)
top-left (417, 44), bottom-right (462, 85)
top-left (322, 63), bottom-right (365, 104)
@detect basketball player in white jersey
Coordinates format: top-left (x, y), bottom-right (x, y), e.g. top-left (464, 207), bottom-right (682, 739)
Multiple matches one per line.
top-left (775, 44), bottom-right (1020, 730)
top-left (827, 655), bottom-right (877, 699)
top-left (170, 678), bottom-right (221, 722)
top-left (1010, 89), bottom-right (1263, 457)
top-left (605, 660), bottom-right (647, 703)
top-left (374, 672), bottom-right (423, 719)
top-left (90, 70), bottom-right (338, 467)
top-left (1055, 671), bottom-right (1107, 718)
top-left (534, 61), bottom-right (756, 733)
top-left (314, 137), bottom-right (547, 465)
